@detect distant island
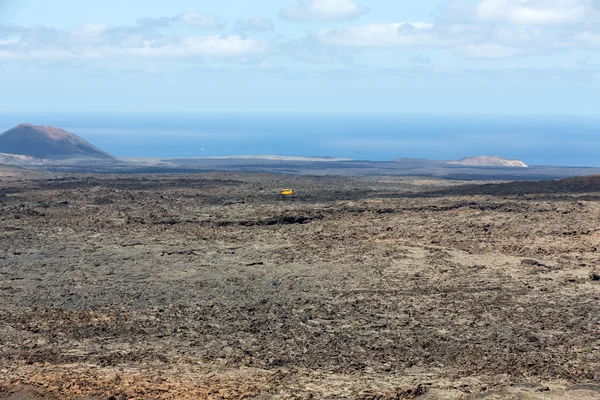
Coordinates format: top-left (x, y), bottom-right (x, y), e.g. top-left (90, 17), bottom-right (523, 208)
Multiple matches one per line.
top-left (447, 156), bottom-right (528, 168)
top-left (393, 155), bottom-right (528, 168)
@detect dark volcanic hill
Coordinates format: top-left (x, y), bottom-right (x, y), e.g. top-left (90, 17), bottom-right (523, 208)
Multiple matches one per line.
top-left (0, 124), bottom-right (114, 160)
top-left (436, 174), bottom-right (600, 196)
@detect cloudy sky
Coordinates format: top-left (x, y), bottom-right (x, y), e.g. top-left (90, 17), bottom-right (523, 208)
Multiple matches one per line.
top-left (1, 0), bottom-right (600, 113)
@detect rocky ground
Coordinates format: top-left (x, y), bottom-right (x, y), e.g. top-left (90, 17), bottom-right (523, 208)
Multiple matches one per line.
top-left (1, 173), bottom-right (600, 399)
top-left (0, 164), bottom-right (49, 180)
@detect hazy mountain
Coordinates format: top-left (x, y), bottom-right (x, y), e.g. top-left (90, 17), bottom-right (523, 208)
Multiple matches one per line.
top-left (447, 156), bottom-right (528, 168)
top-left (0, 124), bottom-right (114, 160)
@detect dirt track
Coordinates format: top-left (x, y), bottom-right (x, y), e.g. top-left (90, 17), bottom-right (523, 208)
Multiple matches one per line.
top-left (1, 173), bottom-right (600, 399)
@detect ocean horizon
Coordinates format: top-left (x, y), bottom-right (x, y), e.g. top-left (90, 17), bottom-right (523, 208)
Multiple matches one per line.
top-left (1, 112), bottom-right (599, 167)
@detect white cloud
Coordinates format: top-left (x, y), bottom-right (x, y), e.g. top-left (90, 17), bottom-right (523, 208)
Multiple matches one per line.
top-left (0, 39), bottom-right (266, 61)
top-left (476, 0), bottom-right (598, 26)
top-left (174, 12), bottom-right (225, 29)
top-left (175, 36), bottom-right (265, 57)
top-left (137, 12), bottom-right (225, 29)
top-left (235, 17), bottom-right (274, 32)
top-left (315, 23), bottom-right (438, 48)
top-left (280, 0), bottom-right (367, 22)
top-left (314, 20), bottom-right (574, 58)
top-left (572, 30), bottom-right (600, 47)
top-left (311, 0), bottom-right (600, 59)
top-left (4, 1), bottom-right (600, 65)
top-left (74, 23), bottom-right (108, 36)
top-left (0, 20), bottom-right (266, 61)
top-left (70, 23), bottom-right (109, 45)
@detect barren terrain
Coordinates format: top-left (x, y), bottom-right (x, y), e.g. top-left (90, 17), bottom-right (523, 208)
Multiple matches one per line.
top-left (1, 173), bottom-right (600, 399)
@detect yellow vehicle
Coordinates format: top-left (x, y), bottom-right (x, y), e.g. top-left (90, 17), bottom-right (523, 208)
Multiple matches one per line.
top-left (281, 189), bottom-right (295, 196)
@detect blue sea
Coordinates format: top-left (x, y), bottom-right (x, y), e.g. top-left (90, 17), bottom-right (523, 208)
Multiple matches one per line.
top-left (0, 113), bottom-right (599, 167)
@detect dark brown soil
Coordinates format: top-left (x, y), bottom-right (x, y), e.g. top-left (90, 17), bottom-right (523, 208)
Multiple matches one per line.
top-left (1, 173), bottom-right (600, 399)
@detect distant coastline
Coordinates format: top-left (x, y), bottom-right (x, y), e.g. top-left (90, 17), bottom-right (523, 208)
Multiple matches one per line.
top-left (1, 113), bottom-right (600, 167)
top-left (152, 155), bottom-right (353, 162)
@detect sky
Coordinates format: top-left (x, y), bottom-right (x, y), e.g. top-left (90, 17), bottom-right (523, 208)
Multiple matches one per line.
top-left (1, 0), bottom-right (600, 113)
